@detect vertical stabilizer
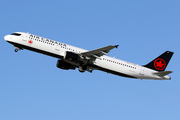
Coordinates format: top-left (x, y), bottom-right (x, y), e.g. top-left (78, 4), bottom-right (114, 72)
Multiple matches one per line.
top-left (144, 51), bottom-right (174, 71)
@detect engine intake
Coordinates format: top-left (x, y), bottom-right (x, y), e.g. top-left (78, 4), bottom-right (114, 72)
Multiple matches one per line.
top-left (56, 60), bottom-right (76, 70)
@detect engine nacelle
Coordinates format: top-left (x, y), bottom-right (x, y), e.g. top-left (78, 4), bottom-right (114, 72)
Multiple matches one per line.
top-left (65, 51), bottom-right (81, 61)
top-left (56, 60), bottom-right (76, 70)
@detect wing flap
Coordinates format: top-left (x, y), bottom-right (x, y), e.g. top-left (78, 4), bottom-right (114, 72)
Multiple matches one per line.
top-left (81, 45), bottom-right (119, 59)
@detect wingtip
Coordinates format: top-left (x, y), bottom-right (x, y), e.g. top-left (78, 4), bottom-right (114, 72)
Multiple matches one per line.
top-left (115, 45), bottom-right (119, 48)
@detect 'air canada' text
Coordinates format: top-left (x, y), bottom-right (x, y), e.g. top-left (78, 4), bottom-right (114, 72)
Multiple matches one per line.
top-left (29, 34), bottom-right (66, 47)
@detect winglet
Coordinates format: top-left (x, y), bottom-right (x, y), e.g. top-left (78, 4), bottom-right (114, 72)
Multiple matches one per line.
top-left (115, 45), bottom-right (119, 48)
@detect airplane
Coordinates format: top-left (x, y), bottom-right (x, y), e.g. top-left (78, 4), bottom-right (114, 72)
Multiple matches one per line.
top-left (4, 32), bottom-right (174, 80)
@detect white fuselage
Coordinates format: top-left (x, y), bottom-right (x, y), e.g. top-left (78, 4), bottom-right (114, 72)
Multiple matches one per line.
top-left (4, 32), bottom-right (171, 80)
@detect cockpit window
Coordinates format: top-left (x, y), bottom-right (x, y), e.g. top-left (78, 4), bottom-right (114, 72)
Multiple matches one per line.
top-left (11, 33), bottom-right (21, 36)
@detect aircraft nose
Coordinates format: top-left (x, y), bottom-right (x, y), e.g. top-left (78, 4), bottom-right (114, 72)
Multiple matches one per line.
top-left (4, 35), bottom-right (10, 41)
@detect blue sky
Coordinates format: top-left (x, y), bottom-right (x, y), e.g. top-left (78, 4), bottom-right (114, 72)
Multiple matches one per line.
top-left (0, 0), bottom-right (180, 120)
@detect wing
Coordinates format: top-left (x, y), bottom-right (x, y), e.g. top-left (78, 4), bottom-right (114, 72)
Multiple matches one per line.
top-left (81, 45), bottom-right (119, 60)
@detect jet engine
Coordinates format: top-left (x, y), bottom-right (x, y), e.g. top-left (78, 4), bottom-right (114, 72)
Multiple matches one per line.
top-left (56, 60), bottom-right (76, 70)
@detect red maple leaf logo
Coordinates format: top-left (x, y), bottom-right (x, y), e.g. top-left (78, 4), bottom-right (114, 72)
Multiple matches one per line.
top-left (28, 40), bottom-right (33, 44)
top-left (156, 61), bottom-right (164, 68)
top-left (154, 58), bottom-right (166, 70)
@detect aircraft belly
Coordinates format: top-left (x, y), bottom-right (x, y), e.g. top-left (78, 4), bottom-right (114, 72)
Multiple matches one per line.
top-left (7, 41), bottom-right (64, 59)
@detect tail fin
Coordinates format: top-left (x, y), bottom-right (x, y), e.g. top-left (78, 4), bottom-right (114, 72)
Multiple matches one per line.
top-left (144, 51), bottom-right (174, 71)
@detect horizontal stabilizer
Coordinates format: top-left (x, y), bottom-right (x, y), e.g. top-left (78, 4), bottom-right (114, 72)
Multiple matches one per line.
top-left (153, 71), bottom-right (173, 76)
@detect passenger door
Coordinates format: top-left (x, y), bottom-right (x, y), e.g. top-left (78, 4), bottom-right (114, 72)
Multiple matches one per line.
top-left (55, 43), bottom-right (60, 51)
top-left (140, 67), bottom-right (144, 76)
top-left (22, 34), bottom-right (27, 42)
